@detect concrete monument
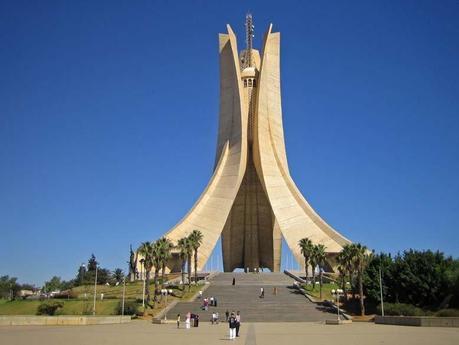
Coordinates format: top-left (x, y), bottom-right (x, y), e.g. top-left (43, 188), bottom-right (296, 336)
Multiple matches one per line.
top-left (161, 15), bottom-right (351, 273)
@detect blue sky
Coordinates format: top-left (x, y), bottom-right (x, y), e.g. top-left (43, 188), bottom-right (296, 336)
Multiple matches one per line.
top-left (1, 1), bottom-right (458, 285)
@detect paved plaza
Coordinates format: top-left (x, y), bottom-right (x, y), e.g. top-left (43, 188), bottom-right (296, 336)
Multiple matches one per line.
top-left (1, 320), bottom-right (459, 345)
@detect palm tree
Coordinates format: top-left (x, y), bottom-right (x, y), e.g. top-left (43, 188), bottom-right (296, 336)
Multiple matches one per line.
top-left (350, 243), bottom-right (371, 316)
top-left (298, 238), bottom-right (314, 282)
top-left (335, 254), bottom-right (347, 297)
top-left (310, 246), bottom-right (319, 289)
top-left (138, 242), bottom-right (154, 304)
top-left (112, 268), bottom-right (124, 284)
top-left (337, 244), bottom-right (354, 300)
top-left (314, 244), bottom-right (326, 300)
top-left (185, 239), bottom-right (194, 291)
top-left (157, 237), bottom-right (173, 290)
top-left (177, 237), bottom-right (191, 291)
top-left (151, 240), bottom-right (163, 306)
top-left (188, 230), bottom-right (204, 284)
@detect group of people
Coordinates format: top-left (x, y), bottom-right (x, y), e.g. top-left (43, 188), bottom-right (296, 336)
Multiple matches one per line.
top-left (211, 311), bottom-right (219, 324)
top-left (259, 286), bottom-right (278, 298)
top-left (176, 310), bottom-right (242, 340)
top-left (227, 311), bottom-right (241, 340)
top-left (177, 312), bottom-right (199, 329)
top-left (201, 296), bottom-right (218, 310)
top-left (176, 285), bottom-right (241, 339)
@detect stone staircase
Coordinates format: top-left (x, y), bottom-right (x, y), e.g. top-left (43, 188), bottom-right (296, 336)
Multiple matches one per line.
top-left (167, 272), bottom-right (335, 322)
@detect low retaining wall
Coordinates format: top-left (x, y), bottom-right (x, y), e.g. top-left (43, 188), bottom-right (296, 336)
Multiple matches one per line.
top-left (375, 315), bottom-right (459, 327)
top-left (0, 315), bottom-right (131, 326)
top-left (283, 270), bottom-right (306, 284)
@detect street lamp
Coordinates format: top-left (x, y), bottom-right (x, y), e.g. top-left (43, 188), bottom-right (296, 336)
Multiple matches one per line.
top-left (162, 289), bottom-right (172, 321)
top-left (140, 259), bottom-right (145, 308)
top-left (121, 276), bottom-right (126, 317)
top-left (140, 259), bottom-right (146, 308)
top-left (331, 288), bottom-right (343, 322)
top-left (379, 266), bottom-right (385, 316)
top-left (93, 264), bottom-right (98, 316)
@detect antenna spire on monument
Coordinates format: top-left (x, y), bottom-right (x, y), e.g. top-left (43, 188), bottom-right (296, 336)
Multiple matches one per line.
top-left (245, 12), bottom-right (254, 68)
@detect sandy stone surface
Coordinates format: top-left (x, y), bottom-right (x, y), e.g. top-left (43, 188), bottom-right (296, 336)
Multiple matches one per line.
top-left (1, 320), bottom-right (459, 345)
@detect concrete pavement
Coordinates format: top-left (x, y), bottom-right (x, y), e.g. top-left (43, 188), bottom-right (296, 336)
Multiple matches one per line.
top-left (1, 320), bottom-right (459, 345)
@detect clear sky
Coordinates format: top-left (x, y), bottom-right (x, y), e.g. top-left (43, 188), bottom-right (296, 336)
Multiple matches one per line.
top-left (1, 1), bottom-right (458, 286)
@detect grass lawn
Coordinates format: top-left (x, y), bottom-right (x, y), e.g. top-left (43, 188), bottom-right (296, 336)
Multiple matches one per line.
top-left (302, 282), bottom-right (341, 301)
top-left (71, 281), bottom-right (145, 299)
top-left (0, 283), bottom-right (203, 316)
top-left (0, 299), bottom-right (122, 316)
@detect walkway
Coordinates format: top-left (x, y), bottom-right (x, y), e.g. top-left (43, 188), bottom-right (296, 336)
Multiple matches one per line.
top-left (1, 321), bottom-right (458, 345)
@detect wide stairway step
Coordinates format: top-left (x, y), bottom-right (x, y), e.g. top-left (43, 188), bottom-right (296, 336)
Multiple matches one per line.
top-left (167, 272), bottom-right (336, 322)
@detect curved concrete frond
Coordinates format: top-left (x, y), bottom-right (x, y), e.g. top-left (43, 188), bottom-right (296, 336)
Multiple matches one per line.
top-left (256, 27), bottom-right (351, 266)
top-left (163, 26), bottom-right (247, 271)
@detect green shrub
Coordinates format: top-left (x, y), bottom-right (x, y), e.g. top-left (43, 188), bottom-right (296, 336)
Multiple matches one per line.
top-left (377, 303), bottom-right (427, 316)
top-left (116, 300), bottom-right (139, 316)
top-left (435, 309), bottom-right (459, 317)
top-left (36, 301), bottom-right (64, 315)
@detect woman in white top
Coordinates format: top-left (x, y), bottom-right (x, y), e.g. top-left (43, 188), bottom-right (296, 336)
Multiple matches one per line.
top-left (185, 312), bottom-right (191, 329)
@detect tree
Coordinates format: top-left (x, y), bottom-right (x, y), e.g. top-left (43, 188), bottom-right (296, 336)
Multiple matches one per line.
top-left (151, 240), bottom-right (163, 305)
top-left (310, 247), bottom-right (318, 288)
top-left (188, 230), bottom-right (204, 284)
top-left (349, 243), bottom-right (371, 316)
top-left (76, 264), bottom-right (87, 286)
top-left (96, 268), bottom-right (111, 285)
top-left (389, 249), bottom-right (452, 307)
top-left (337, 244), bottom-right (354, 300)
top-left (298, 238), bottom-right (314, 282)
top-left (362, 252), bottom-right (393, 307)
top-left (138, 242), bottom-right (154, 305)
top-left (0, 276), bottom-right (19, 299)
top-left (314, 244), bottom-right (326, 300)
top-left (112, 268), bottom-right (124, 284)
top-left (44, 276), bottom-right (63, 292)
top-left (87, 254), bottom-right (98, 272)
top-left (177, 237), bottom-right (192, 291)
top-left (184, 238), bottom-right (194, 291)
top-left (157, 237), bottom-right (173, 289)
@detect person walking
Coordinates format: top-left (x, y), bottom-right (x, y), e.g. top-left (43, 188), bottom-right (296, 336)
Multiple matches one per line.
top-left (228, 312), bottom-right (237, 340)
top-left (177, 314), bottom-right (181, 329)
top-left (235, 311), bottom-right (241, 337)
top-left (232, 277), bottom-right (236, 285)
top-left (185, 312), bottom-right (191, 329)
top-left (225, 309), bottom-right (229, 321)
top-left (260, 287), bottom-right (264, 298)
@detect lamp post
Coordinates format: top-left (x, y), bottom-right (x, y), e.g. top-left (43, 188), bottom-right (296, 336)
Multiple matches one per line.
top-left (331, 288), bottom-right (343, 322)
top-left (379, 266), bottom-right (385, 316)
top-left (139, 258), bottom-right (145, 308)
top-left (121, 276), bottom-right (126, 316)
top-left (162, 289), bottom-right (171, 321)
top-left (93, 264), bottom-right (98, 316)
